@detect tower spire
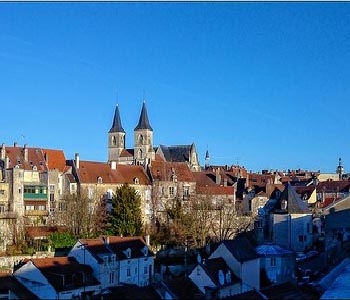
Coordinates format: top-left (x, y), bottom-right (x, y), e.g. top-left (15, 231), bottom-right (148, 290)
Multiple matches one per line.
top-left (135, 102), bottom-right (153, 131)
top-left (109, 104), bottom-right (125, 133)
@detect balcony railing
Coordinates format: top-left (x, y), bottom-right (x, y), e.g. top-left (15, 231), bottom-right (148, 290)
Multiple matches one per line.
top-left (23, 193), bottom-right (48, 200)
top-left (0, 211), bottom-right (17, 219)
top-left (25, 210), bottom-right (49, 216)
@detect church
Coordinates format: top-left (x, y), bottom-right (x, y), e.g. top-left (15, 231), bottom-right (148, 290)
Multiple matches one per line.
top-left (108, 102), bottom-right (201, 172)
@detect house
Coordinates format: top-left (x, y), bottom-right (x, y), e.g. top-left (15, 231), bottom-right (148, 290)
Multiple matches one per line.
top-left (189, 257), bottom-right (242, 298)
top-left (208, 237), bottom-right (260, 291)
top-left (13, 256), bottom-right (100, 299)
top-left (256, 243), bottom-right (296, 286)
top-left (255, 183), bottom-right (313, 252)
top-left (68, 157), bottom-right (152, 223)
top-left (0, 273), bottom-right (37, 300)
top-left (69, 235), bottom-right (154, 290)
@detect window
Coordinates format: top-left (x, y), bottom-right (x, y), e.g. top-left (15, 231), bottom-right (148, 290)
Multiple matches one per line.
top-left (270, 257), bottom-right (276, 266)
top-left (144, 266), bottom-right (148, 274)
top-left (127, 268), bottom-right (131, 277)
top-left (169, 186), bottom-right (174, 197)
top-left (109, 272), bottom-right (115, 284)
top-left (133, 177), bottom-right (139, 185)
top-left (50, 185), bottom-right (55, 193)
top-left (26, 205), bottom-right (34, 211)
top-left (138, 149), bottom-right (142, 159)
top-left (183, 186), bottom-right (189, 197)
top-left (0, 205), bottom-right (5, 213)
top-left (88, 187), bottom-right (94, 199)
top-left (97, 176), bottom-right (103, 184)
top-left (0, 190), bottom-right (5, 195)
top-left (38, 205), bottom-right (45, 211)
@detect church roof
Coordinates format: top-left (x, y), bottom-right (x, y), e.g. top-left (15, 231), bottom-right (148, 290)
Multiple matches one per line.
top-left (134, 102), bottom-right (153, 131)
top-left (109, 105), bottom-right (125, 133)
top-left (158, 144), bottom-right (192, 163)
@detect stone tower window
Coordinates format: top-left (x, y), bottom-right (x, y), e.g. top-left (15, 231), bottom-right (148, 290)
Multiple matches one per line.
top-left (139, 134), bottom-right (144, 144)
top-left (112, 136), bottom-right (116, 146)
top-left (138, 149), bottom-right (143, 159)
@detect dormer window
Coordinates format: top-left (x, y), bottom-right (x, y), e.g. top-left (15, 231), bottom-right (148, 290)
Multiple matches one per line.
top-left (143, 246), bottom-right (148, 256)
top-left (125, 248), bottom-right (131, 259)
top-left (281, 199), bottom-right (287, 210)
top-left (133, 177), bottom-right (139, 185)
top-left (33, 166), bottom-right (37, 171)
top-left (97, 176), bottom-right (103, 184)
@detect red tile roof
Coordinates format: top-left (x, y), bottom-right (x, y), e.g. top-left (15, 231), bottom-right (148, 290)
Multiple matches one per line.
top-left (4, 146), bottom-right (47, 171)
top-left (120, 149), bottom-right (134, 157)
top-left (196, 185), bottom-right (234, 196)
top-left (150, 161), bottom-right (195, 182)
top-left (77, 161), bottom-right (150, 185)
top-left (42, 148), bottom-right (67, 172)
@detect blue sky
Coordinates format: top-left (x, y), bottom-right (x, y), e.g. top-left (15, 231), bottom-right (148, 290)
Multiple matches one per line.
top-left (1, 2), bottom-right (350, 173)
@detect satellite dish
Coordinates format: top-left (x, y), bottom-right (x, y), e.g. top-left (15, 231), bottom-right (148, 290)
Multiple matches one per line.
top-left (218, 270), bottom-right (225, 285)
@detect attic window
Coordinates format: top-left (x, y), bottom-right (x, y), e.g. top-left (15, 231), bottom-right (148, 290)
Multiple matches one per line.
top-left (143, 246), bottom-right (148, 256)
top-left (30, 161), bottom-right (33, 165)
top-left (97, 176), bottom-right (103, 184)
top-left (126, 248), bottom-right (131, 259)
top-left (33, 166), bottom-right (37, 171)
top-left (134, 177), bottom-right (139, 185)
top-left (281, 199), bottom-right (287, 210)
top-left (17, 160), bottom-right (20, 164)
top-left (39, 161), bottom-right (43, 166)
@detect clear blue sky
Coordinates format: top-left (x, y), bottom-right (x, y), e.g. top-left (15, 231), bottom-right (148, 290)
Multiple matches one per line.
top-left (1, 2), bottom-right (350, 173)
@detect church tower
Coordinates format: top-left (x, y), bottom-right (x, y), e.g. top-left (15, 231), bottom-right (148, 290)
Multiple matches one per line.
top-left (108, 105), bottom-right (125, 164)
top-left (134, 102), bottom-right (154, 166)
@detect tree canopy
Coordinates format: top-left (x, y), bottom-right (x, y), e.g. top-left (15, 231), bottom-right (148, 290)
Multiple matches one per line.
top-left (107, 184), bottom-right (143, 236)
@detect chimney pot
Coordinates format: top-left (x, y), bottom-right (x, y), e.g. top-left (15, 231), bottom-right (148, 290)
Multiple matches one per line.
top-left (75, 153), bottom-right (80, 169)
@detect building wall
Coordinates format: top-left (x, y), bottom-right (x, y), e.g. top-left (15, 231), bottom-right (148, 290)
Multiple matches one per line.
top-left (14, 262), bottom-right (55, 299)
top-left (260, 254), bottom-right (295, 285)
top-left (189, 264), bottom-right (215, 294)
top-left (241, 258), bottom-right (260, 291)
top-left (272, 213), bottom-right (312, 252)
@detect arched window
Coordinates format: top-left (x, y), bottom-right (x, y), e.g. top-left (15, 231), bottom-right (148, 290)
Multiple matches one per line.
top-left (138, 149), bottom-right (142, 159)
top-left (97, 176), bottom-right (103, 184)
top-left (133, 177), bottom-right (139, 185)
top-left (138, 134), bottom-right (144, 144)
top-left (112, 136), bottom-right (116, 146)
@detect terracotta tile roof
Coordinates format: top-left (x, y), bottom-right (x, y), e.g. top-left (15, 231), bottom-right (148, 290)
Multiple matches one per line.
top-left (317, 180), bottom-right (350, 193)
top-left (193, 171), bottom-right (217, 186)
top-left (25, 226), bottom-right (66, 239)
top-left (196, 185), bottom-right (234, 196)
top-left (29, 256), bottom-right (97, 292)
top-left (77, 161), bottom-right (150, 185)
top-left (42, 148), bottom-right (67, 172)
top-left (81, 236), bottom-right (153, 260)
top-left (150, 161), bottom-right (195, 182)
top-left (116, 164), bottom-right (151, 185)
top-left (4, 146), bottom-right (47, 171)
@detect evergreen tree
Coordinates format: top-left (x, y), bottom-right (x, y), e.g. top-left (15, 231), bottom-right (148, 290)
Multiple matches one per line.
top-left (108, 184), bottom-right (143, 236)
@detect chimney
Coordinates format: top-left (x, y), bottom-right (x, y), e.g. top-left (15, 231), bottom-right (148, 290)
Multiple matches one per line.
top-left (215, 168), bottom-right (221, 185)
top-left (75, 153), bottom-right (80, 169)
top-left (14, 142), bottom-right (18, 147)
top-left (0, 144), bottom-right (5, 160)
top-left (144, 234), bottom-right (150, 246)
top-left (24, 144), bottom-right (28, 162)
top-left (111, 161), bottom-right (116, 170)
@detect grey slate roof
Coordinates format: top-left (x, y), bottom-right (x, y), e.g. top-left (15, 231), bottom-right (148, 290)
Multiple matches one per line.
top-left (109, 105), bottom-right (125, 133)
top-left (222, 237), bottom-right (259, 262)
top-left (256, 243), bottom-right (294, 256)
top-left (159, 144), bottom-right (192, 163)
top-left (134, 102), bottom-right (153, 131)
top-left (280, 183), bottom-right (310, 214)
